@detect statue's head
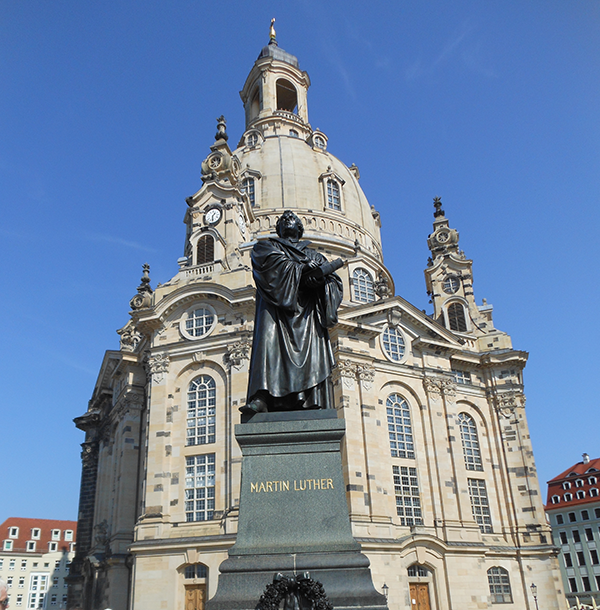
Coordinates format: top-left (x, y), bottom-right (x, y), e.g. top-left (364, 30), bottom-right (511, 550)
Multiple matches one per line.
top-left (276, 211), bottom-right (304, 240)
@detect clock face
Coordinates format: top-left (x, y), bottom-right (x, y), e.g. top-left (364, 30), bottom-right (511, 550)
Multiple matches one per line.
top-left (237, 213), bottom-right (247, 239)
top-left (437, 231), bottom-right (449, 243)
top-left (205, 207), bottom-right (222, 225)
top-left (443, 276), bottom-right (460, 294)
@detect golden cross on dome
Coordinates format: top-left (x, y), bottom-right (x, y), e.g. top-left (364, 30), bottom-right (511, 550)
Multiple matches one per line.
top-left (269, 18), bottom-right (276, 43)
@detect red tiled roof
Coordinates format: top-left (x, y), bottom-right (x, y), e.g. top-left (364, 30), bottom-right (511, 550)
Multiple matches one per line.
top-left (0, 518), bottom-right (77, 554)
top-left (545, 457), bottom-right (600, 509)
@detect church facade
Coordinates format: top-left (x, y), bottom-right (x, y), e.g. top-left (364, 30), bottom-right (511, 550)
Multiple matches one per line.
top-left (68, 34), bottom-right (566, 610)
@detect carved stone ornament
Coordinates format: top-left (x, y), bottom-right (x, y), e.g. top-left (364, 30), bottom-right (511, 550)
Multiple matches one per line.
top-left (145, 353), bottom-right (170, 383)
top-left (493, 391), bottom-right (526, 418)
top-left (224, 339), bottom-right (251, 370)
top-left (257, 572), bottom-right (333, 610)
top-left (335, 359), bottom-right (358, 379)
top-left (374, 272), bottom-right (392, 299)
top-left (423, 376), bottom-right (456, 397)
top-left (80, 441), bottom-right (99, 465)
top-left (355, 363), bottom-right (375, 383)
top-left (117, 321), bottom-right (143, 352)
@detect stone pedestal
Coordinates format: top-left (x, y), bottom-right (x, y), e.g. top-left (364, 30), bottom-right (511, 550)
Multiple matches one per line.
top-left (207, 411), bottom-right (386, 610)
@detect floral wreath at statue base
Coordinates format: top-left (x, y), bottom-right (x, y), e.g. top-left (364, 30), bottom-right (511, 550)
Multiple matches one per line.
top-left (256, 572), bottom-right (334, 610)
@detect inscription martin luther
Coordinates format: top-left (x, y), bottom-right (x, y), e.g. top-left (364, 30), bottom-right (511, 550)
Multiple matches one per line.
top-left (250, 478), bottom-right (335, 493)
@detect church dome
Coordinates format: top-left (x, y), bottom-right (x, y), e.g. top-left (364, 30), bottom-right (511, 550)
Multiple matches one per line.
top-left (234, 133), bottom-right (382, 261)
top-left (234, 39), bottom-right (383, 263)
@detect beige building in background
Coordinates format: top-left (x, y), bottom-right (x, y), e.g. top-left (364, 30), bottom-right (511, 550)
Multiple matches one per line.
top-left (0, 518), bottom-right (76, 609)
top-left (68, 34), bottom-right (566, 610)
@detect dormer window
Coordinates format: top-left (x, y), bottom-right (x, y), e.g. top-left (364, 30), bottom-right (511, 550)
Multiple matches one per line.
top-left (196, 235), bottom-right (214, 266)
top-left (352, 268), bottom-right (375, 303)
top-left (9, 527), bottom-right (18, 539)
top-left (246, 132), bottom-right (258, 147)
top-left (31, 529), bottom-right (41, 540)
top-left (564, 493), bottom-right (573, 501)
top-left (326, 179), bottom-right (341, 211)
top-left (276, 79), bottom-right (297, 113)
top-left (576, 479), bottom-right (584, 487)
top-left (447, 302), bottom-right (467, 332)
top-left (576, 490), bottom-right (586, 499)
top-left (551, 495), bottom-right (560, 504)
top-left (314, 135), bottom-right (326, 149)
top-left (563, 482), bottom-right (572, 490)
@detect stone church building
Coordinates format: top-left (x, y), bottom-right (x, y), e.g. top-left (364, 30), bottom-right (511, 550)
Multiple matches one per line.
top-left (68, 33), bottom-right (566, 610)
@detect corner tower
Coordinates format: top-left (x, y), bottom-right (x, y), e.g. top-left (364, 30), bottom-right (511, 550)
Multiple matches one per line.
top-left (424, 197), bottom-right (512, 352)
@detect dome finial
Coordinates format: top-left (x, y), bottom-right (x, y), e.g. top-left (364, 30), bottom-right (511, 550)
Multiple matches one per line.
top-left (269, 18), bottom-right (277, 46)
top-left (433, 196), bottom-right (445, 218)
top-left (215, 115), bottom-right (228, 141)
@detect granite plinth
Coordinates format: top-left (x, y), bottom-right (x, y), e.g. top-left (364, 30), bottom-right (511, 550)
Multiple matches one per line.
top-left (206, 411), bottom-right (386, 610)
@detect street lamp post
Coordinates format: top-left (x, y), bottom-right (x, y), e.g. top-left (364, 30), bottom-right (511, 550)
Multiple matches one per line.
top-left (530, 583), bottom-right (539, 610)
top-left (382, 583), bottom-right (389, 606)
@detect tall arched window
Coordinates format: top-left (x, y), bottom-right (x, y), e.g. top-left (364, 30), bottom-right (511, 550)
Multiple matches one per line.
top-left (276, 78), bottom-right (297, 112)
top-left (326, 179), bottom-right (341, 210)
top-left (242, 177), bottom-right (255, 206)
top-left (352, 268), bottom-right (375, 303)
top-left (447, 302), bottom-right (467, 332)
top-left (386, 393), bottom-right (414, 458)
top-left (187, 376), bottom-right (216, 446)
top-left (487, 567), bottom-right (512, 603)
top-left (196, 234), bottom-right (214, 265)
top-left (458, 413), bottom-right (483, 471)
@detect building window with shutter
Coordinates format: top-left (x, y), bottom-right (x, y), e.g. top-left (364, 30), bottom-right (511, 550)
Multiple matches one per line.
top-left (196, 234), bottom-right (215, 265)
top-left (447, 302), bottom-right (467, 332)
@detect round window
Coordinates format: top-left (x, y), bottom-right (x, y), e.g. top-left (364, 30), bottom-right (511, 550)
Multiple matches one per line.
top-left (443, 276), bottom-right (460, 294)
top-left (382, 326), bottom-right (405, 362)
top-left (181, 306), bottom-right (216, 339)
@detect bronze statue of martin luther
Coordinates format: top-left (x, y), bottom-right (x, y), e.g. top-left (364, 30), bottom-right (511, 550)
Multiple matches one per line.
top-left (242, 211), bottom-right (344, 416)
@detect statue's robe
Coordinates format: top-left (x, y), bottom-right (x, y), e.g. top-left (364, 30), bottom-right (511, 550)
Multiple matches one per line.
top-left (247, 237), bottom-right (343, 410)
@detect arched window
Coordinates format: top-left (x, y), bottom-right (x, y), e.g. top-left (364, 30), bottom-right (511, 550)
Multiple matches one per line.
top-left (407, 565), bottom-right (429, 577)
top-left (577, 490), bottom-right (586, 499)
top-left (487, 567), bottom-right (512, 603)
top-left (184, 564), bottom-right (207, 579)
top-left (242, 177), bottom-right (255, 207)
top-left (564, 493), bottom-right (573, 502)
top-left (551, 495), bottom-right (560, 504)
top-left (276, 79), bottom-right (297, 113)
top-left (447, 302), bottom-right (467, 332)
top-left (196, 234), bottom-right (214, 265)
top-left (576, 479), bottom-right (584, 487)
top-left (352, 268), bottom-right (375, 303)
top-left (326, 179), bottom-right (341, 210)
top-left (246, 132), bottom-right (258, 147)
top-left (563, 481), bottom-right (571, 490)
top-left (589, 476), bottom-right (597, 485)
top-left (590, 488), bottom-right (599, 497)
top-left (458, 413), bottom-right (483, 471)
top-left (187, 376), bottom-right (216, 446)
top-left (386, 394), bottom-right (414, 458)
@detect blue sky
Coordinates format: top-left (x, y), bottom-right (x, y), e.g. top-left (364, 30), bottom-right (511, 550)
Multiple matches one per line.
top-left (1, 1), bottom-right (598, 521)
